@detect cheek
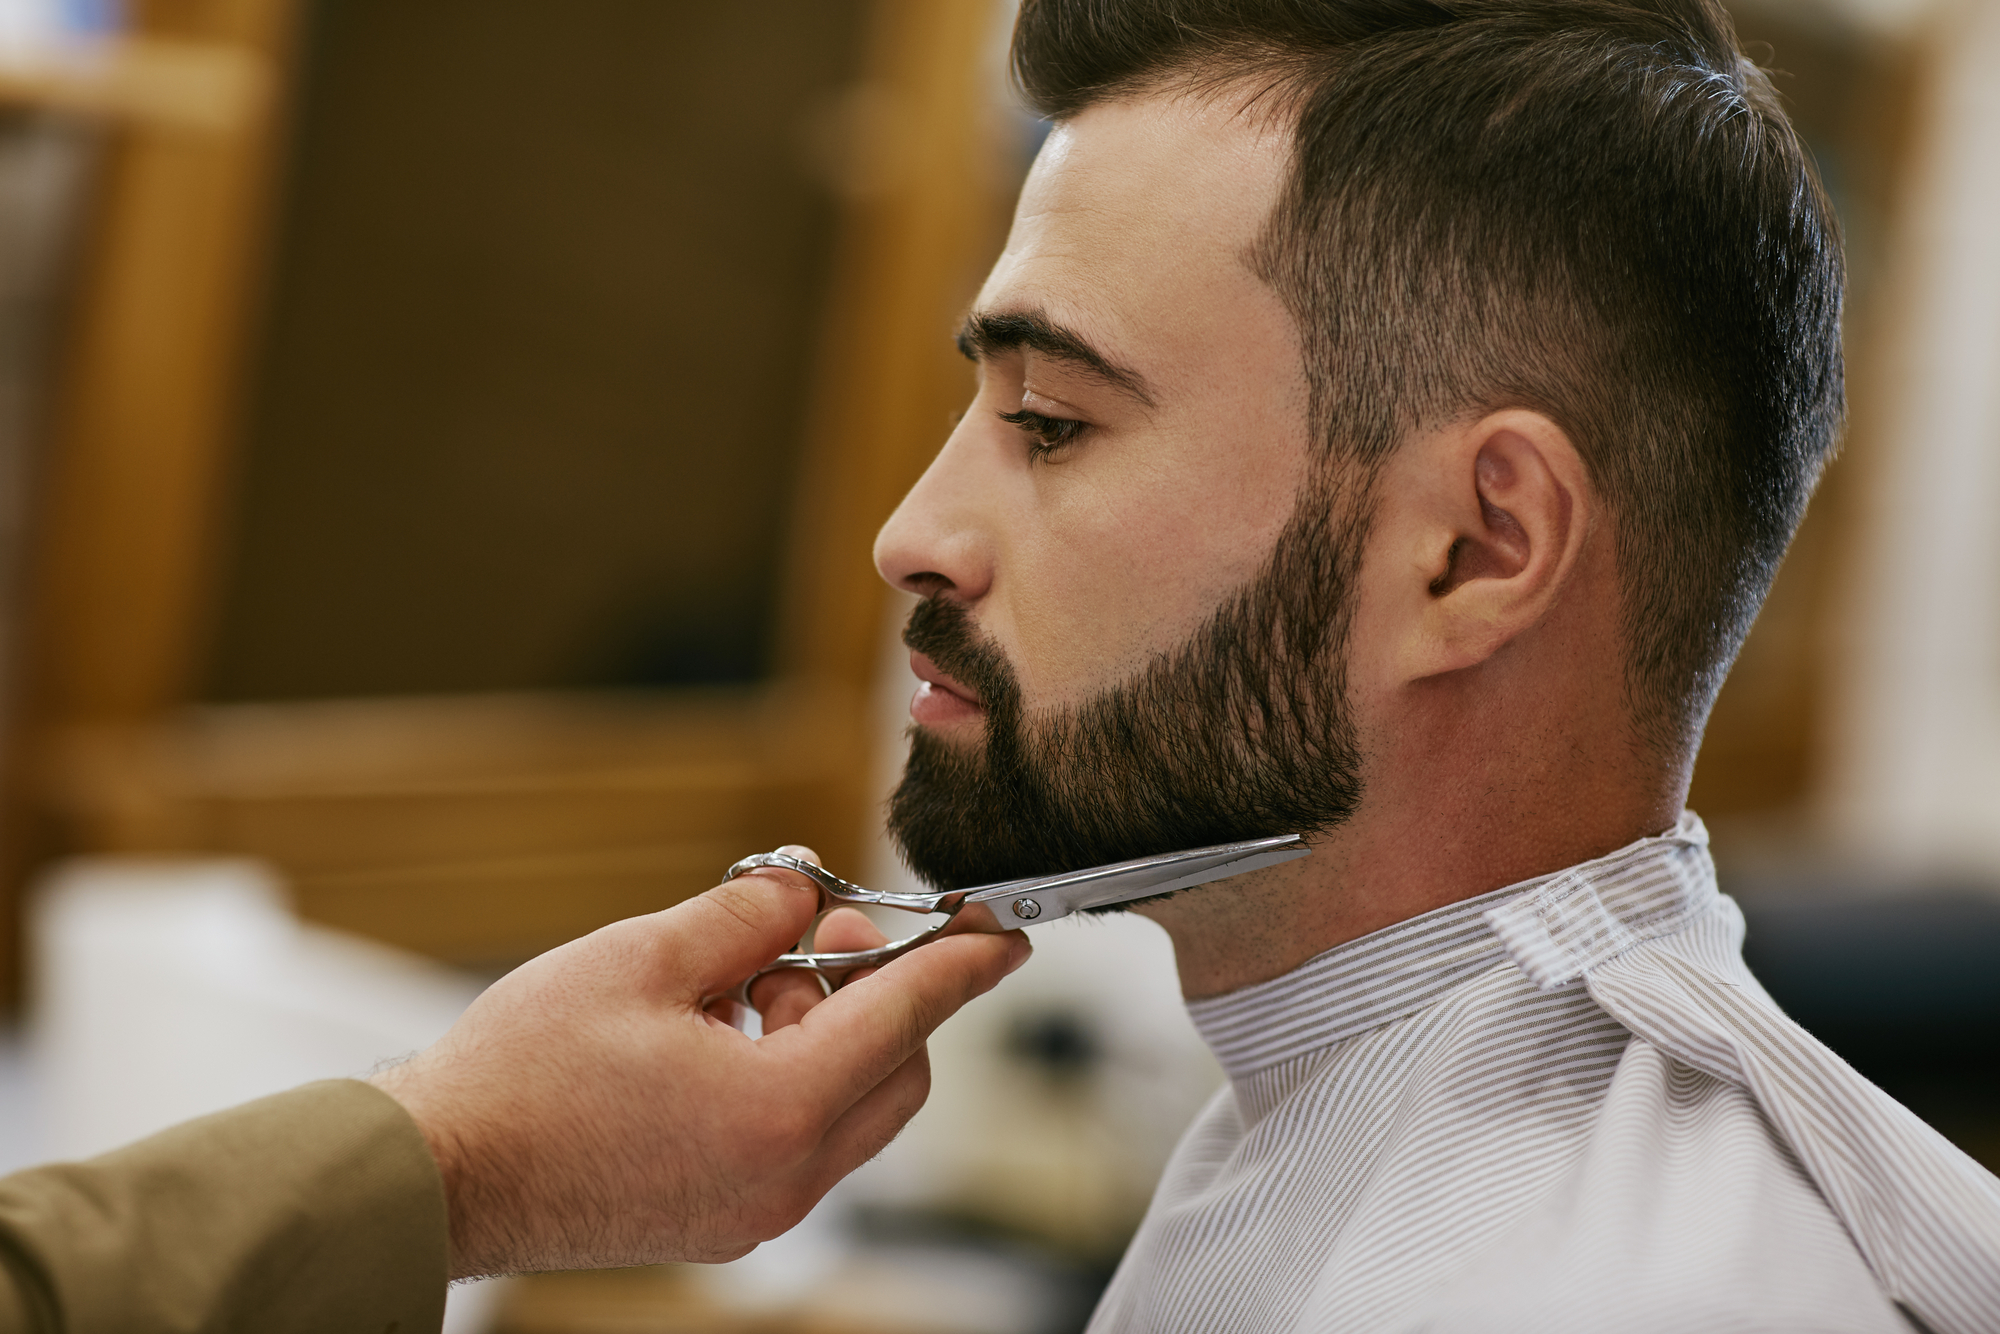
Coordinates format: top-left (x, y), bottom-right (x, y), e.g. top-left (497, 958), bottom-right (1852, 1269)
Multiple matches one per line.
top-left (1001, 444), bottom-right (1303, 705)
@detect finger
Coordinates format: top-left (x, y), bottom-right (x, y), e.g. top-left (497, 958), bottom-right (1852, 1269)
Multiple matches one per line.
top-left (659, 866), bottom-right (823, 999)
top-left (750, 969), bottom-right (829, 1031)
top-left (803, 1045), bottom-right (934, 1191)
top-left (812, 908), bottom-right (900, 992)
top-left (763, 928), bottom-right (1029, 1115)
top-left (813, 907), bottom-right (890, 952)
top-left (753, 908), bottom-right (890, 1030)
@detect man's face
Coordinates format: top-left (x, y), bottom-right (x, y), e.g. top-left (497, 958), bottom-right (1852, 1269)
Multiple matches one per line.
top-left (873, 94), bottom-right (1367, 888)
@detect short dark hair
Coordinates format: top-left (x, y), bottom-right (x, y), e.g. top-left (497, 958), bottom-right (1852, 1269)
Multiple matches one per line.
top-left (1012, 0), bottom-right (1845, 756)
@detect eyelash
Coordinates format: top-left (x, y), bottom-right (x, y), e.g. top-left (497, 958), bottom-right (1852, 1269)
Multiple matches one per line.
top-left (997, 407), bottom-right (1086, 460)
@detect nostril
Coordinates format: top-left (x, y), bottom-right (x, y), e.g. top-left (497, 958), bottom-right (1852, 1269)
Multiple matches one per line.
top-left (904, 571), bottom-right (955, 597)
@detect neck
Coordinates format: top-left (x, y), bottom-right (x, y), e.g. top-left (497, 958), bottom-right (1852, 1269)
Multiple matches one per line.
top-left (1135, 728), bottom-right (1684, 1001)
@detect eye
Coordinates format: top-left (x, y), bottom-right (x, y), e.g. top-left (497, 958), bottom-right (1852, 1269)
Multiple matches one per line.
top-left (997, 407), bottom-right (1086, 461)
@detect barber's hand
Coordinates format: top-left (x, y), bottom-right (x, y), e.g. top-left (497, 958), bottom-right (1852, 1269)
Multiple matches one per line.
top-left (749, 903), bottom-right (893, 1032)
top-left (369, 857), bottom-right (1029, 1278)
top-left (748, 871), bottom-right (1010, 1033)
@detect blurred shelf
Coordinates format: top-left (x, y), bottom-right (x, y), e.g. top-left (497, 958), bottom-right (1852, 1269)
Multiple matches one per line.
top-left (38, 685), bottom-right (870, 966)
top-left (0, 35), bottom-right (268, 134)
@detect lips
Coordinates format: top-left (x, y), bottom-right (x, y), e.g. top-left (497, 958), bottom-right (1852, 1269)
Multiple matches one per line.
top-left (911, 652), bottom-right (980, 706)
top-left (909, 651), bottom-right (984, 727)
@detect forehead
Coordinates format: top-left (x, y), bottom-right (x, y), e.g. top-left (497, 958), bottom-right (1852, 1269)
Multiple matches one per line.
top-left (978, 93), bottom-right (1293, 349)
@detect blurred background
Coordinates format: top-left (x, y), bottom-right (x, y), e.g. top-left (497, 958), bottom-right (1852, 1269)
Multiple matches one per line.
top-left (0, 0), bottom-right (1988, 1329)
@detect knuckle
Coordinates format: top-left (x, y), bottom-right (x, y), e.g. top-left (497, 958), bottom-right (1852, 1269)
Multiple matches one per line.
top-left (701, 879), bottom-right (775, 931)
top-left (899, 1002), bottom-right (931, 1054)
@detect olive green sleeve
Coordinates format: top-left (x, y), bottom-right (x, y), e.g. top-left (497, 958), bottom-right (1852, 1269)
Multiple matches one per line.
top-left (0, 1079), bottom-right (447, 1334)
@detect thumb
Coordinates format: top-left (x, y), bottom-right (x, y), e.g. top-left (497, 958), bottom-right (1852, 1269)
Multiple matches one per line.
top-left (659, 864), bottom-right (823, 998)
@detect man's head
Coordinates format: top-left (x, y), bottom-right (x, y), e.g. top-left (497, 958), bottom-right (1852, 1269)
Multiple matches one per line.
top-left (875, 0), bottom-right (1843, 906)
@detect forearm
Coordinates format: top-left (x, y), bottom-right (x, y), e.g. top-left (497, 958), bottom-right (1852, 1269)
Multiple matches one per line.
top-left (0, 1080), bottom-right (446, 1333)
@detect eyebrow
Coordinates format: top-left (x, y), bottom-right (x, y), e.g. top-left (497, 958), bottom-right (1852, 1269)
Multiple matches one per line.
top-left (955, 309), bottom-right (1157, 408)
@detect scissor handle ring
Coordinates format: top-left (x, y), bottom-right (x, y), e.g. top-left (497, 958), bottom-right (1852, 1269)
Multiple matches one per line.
top-left (720, 960), bottom-right (833, 1009)
top-left (715, 850), bottom-right (966, 1012)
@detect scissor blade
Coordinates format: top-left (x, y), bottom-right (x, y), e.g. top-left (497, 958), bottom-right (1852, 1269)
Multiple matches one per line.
top-left (964, 834), bottom-right (1310, 926)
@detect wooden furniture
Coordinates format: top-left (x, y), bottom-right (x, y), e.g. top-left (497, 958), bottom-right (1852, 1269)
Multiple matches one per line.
top-left (40, 687), bottom-right (865, 965)
top-left (0, 0), bottom-right (297, 997)
top-left (1, 0), bottom-right (1008, 985)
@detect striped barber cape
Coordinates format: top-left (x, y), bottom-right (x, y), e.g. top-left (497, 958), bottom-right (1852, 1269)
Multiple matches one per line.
top-left (1088, 813), bottom-right (2000, 1333)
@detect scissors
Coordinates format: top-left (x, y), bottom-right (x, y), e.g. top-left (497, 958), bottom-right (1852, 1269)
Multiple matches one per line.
top-left (719, 833), bottom-right (1310, 1006)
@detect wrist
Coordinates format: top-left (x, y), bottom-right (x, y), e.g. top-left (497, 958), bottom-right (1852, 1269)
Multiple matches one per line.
top-left (369, 1061), bottom-right (483, 1278)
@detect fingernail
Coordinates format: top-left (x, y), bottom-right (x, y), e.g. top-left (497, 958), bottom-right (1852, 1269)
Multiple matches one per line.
top-left (741, 865), bottom-right (816, 894)
top-left (776, 844), bottom-right (821, 866)
top-left (1003, 932), bottom-right (1033, 975)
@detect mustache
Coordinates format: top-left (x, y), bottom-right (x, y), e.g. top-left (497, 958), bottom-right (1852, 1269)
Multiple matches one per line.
top-left (900, 596), bottom-right (1020, 722)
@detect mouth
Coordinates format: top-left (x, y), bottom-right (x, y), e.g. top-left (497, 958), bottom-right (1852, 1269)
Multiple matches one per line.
top-left (909, 651), bottom-right (984, 727)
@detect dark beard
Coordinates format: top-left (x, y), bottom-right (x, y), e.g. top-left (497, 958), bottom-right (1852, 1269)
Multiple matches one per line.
top-left (886, 472), bottom-right (1370, 892)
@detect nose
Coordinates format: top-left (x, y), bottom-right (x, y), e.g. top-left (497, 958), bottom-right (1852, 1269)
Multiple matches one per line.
top-left (873, 425), bottom-right (996, 603)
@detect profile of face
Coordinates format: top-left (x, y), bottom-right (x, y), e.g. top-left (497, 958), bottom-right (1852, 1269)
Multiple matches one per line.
top-left (873, 96), bottom-right (1369, 890)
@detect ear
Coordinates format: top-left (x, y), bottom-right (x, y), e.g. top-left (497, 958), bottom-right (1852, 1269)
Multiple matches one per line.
top-left (1376, 409), bottom-right (1594, 681)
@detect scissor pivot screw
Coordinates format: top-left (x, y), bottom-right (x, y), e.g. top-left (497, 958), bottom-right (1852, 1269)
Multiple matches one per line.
top-left (1011, 898), bottom-right (1042, 920)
